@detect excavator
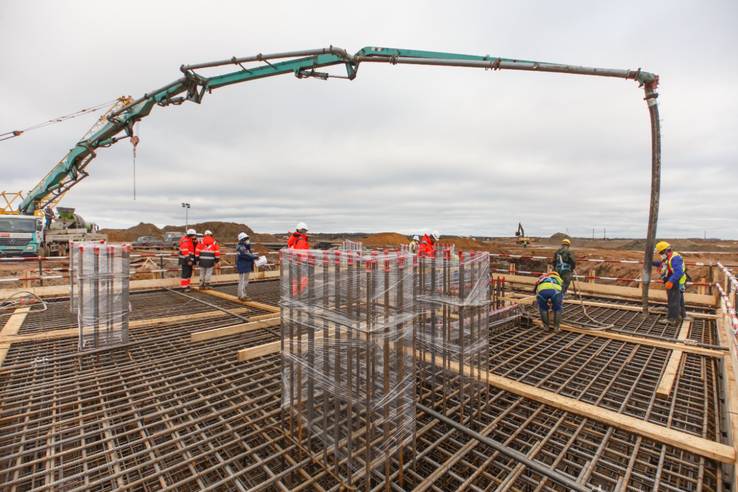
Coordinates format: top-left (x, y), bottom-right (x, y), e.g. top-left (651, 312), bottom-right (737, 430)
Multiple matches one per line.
top-left (514, 222), bottom-right (530, 248)
top-left (0, 46), bottom-right (663, 309)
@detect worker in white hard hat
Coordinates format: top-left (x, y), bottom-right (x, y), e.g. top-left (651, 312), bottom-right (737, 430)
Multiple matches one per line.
top-left (408, 234), bottom-right (420, 254)
top-left (195, 230), bottom-right (220, 288)
top-left (652, 241), bottom-right (689, 324)
top-left (236, 232), bottom-right (259, 300)
top-left (418, 230), bottom-right (440, 257)
top-left (178, 228), bottom-right (198, 291)
top-left (288, 222), bottom-right (310, 250)
top-left (552, 238), bottom-right (576, 295)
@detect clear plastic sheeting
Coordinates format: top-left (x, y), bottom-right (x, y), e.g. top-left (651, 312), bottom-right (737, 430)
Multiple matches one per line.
top-left (71, 242), bottom-right (130, 351)
top-left (416, 250), bottom-right (490, 426)
top-left (280, 248), bottom-right (415, 486)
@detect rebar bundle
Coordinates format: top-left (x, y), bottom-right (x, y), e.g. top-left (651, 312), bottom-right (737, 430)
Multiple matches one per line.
top-left (280, 248), bottom-right (416, 487)
top-left (70, 242), bottom-right (130, 351)
top-left (416, 250), bottom-right (491, 427)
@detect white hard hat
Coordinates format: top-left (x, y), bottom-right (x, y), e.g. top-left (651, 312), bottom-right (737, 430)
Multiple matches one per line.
top-left (296, 222), bottom-right (308, 232)
top-left (238, 232), bottom-right (249, 241)
top-left (431, 230), bottom-right (440, 241)
top-left (412, 235), bottom-right (419, 241)
top-left (204, 230), bottom-right (213, 236)
top-left (186, 228), bottom-right (196, 235)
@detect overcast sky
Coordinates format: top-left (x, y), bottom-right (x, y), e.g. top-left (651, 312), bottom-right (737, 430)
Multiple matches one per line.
top-left (1, 1), bottom-right (736, 238)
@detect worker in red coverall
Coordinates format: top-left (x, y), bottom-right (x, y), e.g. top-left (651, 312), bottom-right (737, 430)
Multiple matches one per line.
top-left (418, 230), bottom-right (440, 257)
top-left (287, 222), bottom-right (310, 295)
top-left (179, 228), bottom-right (198, 291)
top-left (195, 229), bottom-right (221, 288)
top-left (287, 222), bottom-right (310, 249)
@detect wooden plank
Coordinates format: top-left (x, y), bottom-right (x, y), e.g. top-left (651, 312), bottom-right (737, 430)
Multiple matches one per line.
top-left (0, 270), bottom-right (280, 300)
top-left (656, 321), bottom-right (691, 397)
top-left (237, 340), bottom-right (280, 361)
top-left (0, 307), bottom-right (31, 337)
top-left (501, 274), bottom-right (716, 307)
top-left (191, 316), bottom-right (280, 342)
top-left (415, 349), bottom-right (735, 463)
top-left (716, 298), bottom-right (738, 479)
top-left (558, 322), bottom-right (723, 358)
top-left (198, 288), bottom-right (280, 313)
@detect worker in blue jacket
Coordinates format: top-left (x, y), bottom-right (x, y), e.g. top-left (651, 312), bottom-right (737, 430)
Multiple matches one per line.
top-left (533, 271), bottom-right (563, 332)
top-left (652, 241), bottom-right (689, 324)
top-left (236, 232), bottom-right (259, 300)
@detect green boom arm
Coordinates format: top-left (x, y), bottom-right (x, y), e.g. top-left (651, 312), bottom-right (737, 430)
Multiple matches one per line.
top-left (18, 45), bottom-right (657, 216)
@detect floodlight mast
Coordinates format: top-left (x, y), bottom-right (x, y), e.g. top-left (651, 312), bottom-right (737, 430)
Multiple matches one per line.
top-left (17, 46), bottom-right (660, 311)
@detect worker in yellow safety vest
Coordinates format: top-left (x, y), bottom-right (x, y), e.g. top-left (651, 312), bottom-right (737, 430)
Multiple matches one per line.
top-left (652, 241), bottom-right (689, 324)
top-left (533, 271), bottom-right (563, 331)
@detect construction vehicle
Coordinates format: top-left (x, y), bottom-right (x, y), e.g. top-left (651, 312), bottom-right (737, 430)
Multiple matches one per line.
top-left (515, 222), bottom-right (530, 248)
top-left (1, 47), bottom-right (662, 306)
top-left (0, 100), bottom-right (132, 256)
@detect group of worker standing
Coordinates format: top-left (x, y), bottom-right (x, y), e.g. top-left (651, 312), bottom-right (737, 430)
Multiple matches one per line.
top-left (180, 222), bottom-right (690, 331)
top-left (179, 228), bottom-right (258, 299)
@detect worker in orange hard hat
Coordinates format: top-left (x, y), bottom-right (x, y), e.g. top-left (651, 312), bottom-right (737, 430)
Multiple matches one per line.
top-left (652, 241), bottom-right (689, 325)
top-left (552, 238), bottom-right (576, 295)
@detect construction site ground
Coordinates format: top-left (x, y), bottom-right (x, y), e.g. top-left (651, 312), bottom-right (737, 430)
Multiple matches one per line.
top-left (1, 269), bottom-right (736, 491)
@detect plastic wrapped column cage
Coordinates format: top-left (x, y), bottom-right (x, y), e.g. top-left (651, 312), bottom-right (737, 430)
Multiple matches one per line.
top-left (416, 249), bottom-right (490, 427)
top-left (340, 239), bottom-right (363, 253)
top-left (70, 242), bottom-right (131, 351)
top-left (280, 248), bottom-right (415, 487)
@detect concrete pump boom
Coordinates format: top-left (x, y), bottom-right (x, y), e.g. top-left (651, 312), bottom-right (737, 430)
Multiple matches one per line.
top-left (16, 45), bottom-right (660, 311)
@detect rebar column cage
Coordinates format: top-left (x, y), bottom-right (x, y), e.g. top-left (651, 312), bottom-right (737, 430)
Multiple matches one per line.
top-left (416, 249), bottom-right (491, 428)
top-left (71, 241), bottom-right (131, 350)
top-left (280, 248), bottom-right (416, 487)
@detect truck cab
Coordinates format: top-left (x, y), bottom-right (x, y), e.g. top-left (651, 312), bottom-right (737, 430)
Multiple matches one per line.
top-left (0, 215), bottom-right (43, 256)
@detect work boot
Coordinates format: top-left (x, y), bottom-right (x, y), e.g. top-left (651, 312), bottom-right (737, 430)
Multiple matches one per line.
top-left (658, 317), bottom-right (670, 325)
top-left (540, 309), bottom-right (550, 330)
top-left (553, 311), bottom-right (562, 332)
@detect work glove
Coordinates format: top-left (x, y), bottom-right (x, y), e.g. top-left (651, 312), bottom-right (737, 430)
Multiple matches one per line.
top-left (665, 281), bottom-right (674, 290)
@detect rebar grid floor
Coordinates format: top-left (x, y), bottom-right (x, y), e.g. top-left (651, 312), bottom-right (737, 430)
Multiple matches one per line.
top-left (561, 304), bottom-right (718, 345)
top-left (18, 289), bottom-right (264, 336)
top-left (488, 323), bottom-right (721, 439)
top-left (0, 282), bottom-right (727, 491)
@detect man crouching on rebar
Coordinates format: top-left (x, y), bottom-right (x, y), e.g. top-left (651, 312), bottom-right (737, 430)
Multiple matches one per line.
top-left (533, 271), bottom-right (563, 331)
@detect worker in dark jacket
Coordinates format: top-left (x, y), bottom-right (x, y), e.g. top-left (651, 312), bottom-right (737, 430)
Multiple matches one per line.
top-left (652, 241), bottom-right (689, 324)
top-left (552, 238), bottom-right (576, 294)
top-left (534, 271), bottom-right (563, 331)
top-left (195, 230), bottom-right (220, 288)
top-left (178, 228), bottom-right (198, 291)
top-left (236, 232), bottom-right (259, 300)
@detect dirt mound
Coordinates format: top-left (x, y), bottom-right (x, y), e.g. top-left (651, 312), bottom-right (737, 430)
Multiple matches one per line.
top-left (361, 232), bottom-right (409, 247)
top-left (100, 222), bottom-right (162, 242)
top-left (161, 222), bottom-right (275, 242)
top-left (101, 221), bottom-right (276, 243)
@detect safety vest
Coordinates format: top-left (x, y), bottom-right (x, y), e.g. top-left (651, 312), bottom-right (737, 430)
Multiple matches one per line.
top-left (536, 275), bottom-right (562, 293)
top-left (667, 252), bottom-right (688, 286)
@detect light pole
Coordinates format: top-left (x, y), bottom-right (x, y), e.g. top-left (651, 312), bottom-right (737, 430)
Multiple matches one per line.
top-left (181, 203), bottom-right (190, 229)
